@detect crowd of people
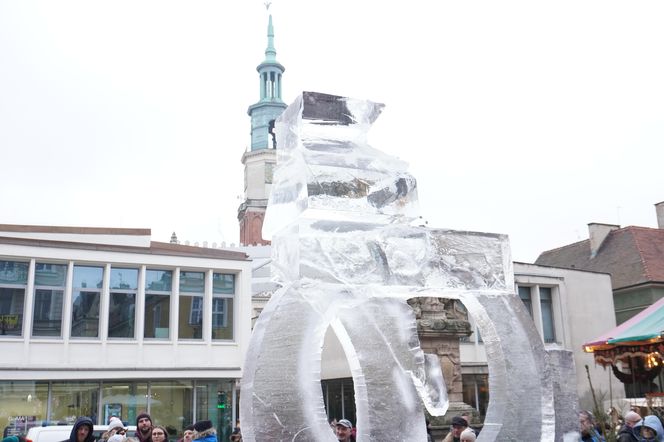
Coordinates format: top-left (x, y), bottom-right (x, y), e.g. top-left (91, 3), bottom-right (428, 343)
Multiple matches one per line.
top-left (22, 413), bottom-right (242, 442)
top-left (579, 408), bottom-right (664, 441)
top-left (7, 408), bottom-right (664, 442)
top-left (433, 408), bottom-right (664, 441)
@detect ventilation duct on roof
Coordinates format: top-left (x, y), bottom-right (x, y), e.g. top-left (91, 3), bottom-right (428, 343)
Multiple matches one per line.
top-left (655, 202), bottom-right (664, 229)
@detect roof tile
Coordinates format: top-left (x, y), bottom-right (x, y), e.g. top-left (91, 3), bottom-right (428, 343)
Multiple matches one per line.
top-left (536, 226), bottom-right (664, 289)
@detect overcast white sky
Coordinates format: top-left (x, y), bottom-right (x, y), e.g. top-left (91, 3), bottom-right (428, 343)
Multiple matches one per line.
top-left (1, 1), bottom-right (663, 262)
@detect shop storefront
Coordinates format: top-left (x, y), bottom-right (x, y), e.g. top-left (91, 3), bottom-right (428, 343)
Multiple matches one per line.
top-left (1, 379), bottom-right (236, 441)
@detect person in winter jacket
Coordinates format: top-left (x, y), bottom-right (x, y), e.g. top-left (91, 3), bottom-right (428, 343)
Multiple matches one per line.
top-left (633, 415), bottom-right (664, 442)
top-left (579, 410), bottom-right (605, 442)
top-left (65, 417), bottom-right (95, 442)
top-left (443, 416), bottom-right (469, 442)
top-left (191, 421), bottom-right (216, 442)
top-left (617, 411), bottom-right (642, 442)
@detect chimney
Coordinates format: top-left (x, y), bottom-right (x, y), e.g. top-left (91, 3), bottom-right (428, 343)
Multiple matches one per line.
top-left (588, 223), bottom-right (620, 258)
top-left (656, 202), bottom-right (664, 229)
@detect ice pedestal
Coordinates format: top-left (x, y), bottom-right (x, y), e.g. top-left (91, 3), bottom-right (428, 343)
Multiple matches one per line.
top-left (240, 92), bottom-right (575, 441)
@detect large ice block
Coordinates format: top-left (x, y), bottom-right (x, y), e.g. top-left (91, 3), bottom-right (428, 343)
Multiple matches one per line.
top-left (240, 92), bottom-right (575, 441)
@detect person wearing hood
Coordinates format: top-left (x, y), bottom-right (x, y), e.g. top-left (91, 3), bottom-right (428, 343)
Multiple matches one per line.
top-left (64, 417), bottom-right (95, 442)
top-left (634, 415), bottom-right (664, 442)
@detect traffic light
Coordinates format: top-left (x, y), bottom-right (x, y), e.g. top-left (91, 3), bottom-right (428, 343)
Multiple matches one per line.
top-left (217, 391), bottom-right (227, 409)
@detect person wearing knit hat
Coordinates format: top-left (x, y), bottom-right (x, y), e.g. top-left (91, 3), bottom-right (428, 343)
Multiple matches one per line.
top-left (99, 417), bottom-right (127, 442)
top-left (181, 425), bottom-right (195, 442)
top-left (135, 413), bottom-right (153, 442)
top-left (192, 421), bottom-right (216, 442)
top-left (108, 418), bottom-right (125, 431)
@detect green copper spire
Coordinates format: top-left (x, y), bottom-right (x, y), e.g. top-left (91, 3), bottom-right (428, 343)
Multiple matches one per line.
top-left (255, 13), bottom-right (284, 102)
top-left (247, 11), bottom-right (287, 150)
top-left (264, 15), bottom-right (276, 62)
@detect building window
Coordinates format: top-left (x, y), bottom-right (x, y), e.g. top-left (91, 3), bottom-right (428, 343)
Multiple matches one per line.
top-left (108, 267), bottom-right (138, 339)
top-left (517, 285), bottom-right (557, 344)
top-left (151, 380), bottom-right (194, 438)
top-left (0, 381), bottom-right (49, 431)
top-left (462, 374), bottom-right (489, 419)
top-left (32, 263), bottom-right (67, 337)
top-left (518, 286), bottom-right (533, 315)
top-left (212, 273), bottom-right (234, 340)
top-left (190, 297), bottom-right (203, 325)
top-left (0, 260), bottom-right (28, 337)
top-left (101, 381), bottom-right (148, 424)
top-left (71, 266), bottom-right (103, 338)
top-left (50, 381), bottom-right (99, 423)
top-left (194, 380), bottom-right (234, 442)
top-left (179, 271), bottom-right (204, 340)
top-left (265, 163), bottom-right (274, 183)
top-left (144, 269), bottom-right (172, 339)
top-left (321, 378), bottom-right (356, 425)
top-left (540, 287), bottom-right (556, 343)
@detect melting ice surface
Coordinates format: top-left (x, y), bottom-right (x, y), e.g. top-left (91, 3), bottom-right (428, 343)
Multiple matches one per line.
top-left (240, 92), bottom-right (577, 441)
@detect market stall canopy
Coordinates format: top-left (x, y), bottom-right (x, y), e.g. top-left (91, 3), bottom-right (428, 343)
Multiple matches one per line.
top-left (583, 297), bottom-right (664, 366)
top-left (584, 297), bottom-right (664, 351)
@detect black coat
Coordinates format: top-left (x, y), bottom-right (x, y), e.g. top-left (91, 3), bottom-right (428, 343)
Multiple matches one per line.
top-left (617, 424), bottom-right (639, 442)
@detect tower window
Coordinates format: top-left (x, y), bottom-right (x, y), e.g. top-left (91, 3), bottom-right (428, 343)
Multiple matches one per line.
top-left (268, 120), bottom-right (277, 149)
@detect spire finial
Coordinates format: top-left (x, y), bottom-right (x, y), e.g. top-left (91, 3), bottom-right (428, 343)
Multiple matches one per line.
top-left (264, 11), bottom-right (276, 61)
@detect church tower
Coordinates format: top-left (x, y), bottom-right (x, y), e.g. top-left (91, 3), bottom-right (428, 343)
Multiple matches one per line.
top-left (238, 12), bottom-right (286, 246)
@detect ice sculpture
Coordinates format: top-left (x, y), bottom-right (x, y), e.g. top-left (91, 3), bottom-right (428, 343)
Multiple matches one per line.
top-left (240, 92), bottom-right (577, 441)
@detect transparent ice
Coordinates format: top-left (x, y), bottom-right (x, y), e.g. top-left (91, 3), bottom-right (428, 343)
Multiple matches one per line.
top-left (240, 92), bottom-right (578, 441)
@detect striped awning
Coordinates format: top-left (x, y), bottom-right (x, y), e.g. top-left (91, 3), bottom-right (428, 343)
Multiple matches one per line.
top-left (583, 297), bottom-right (664, 356)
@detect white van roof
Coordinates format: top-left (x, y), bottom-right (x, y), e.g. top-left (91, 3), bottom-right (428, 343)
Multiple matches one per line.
top-left (26, 424), bottom-right (137, 442)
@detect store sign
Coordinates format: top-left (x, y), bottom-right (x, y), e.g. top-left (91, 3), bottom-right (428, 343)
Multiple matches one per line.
top-left (6, 416), bottom-right (37, 436)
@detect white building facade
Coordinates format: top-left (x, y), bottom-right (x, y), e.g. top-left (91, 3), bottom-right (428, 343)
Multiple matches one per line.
top-left (0, 225), bottom-right (252, 440)
top-left (460, 262), bottom-right (621, 416)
